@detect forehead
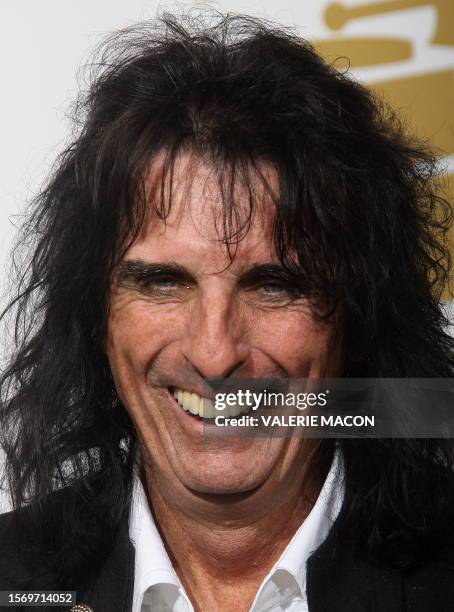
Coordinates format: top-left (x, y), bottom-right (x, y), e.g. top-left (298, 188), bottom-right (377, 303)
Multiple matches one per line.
top-left (126, 150), bottom-right (279, 271)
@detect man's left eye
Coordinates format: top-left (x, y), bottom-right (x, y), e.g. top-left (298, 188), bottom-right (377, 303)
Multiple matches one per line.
top-left (262, 282), bottom-right (287, 294)
top-left (260, 281), bottom-right (303, 301)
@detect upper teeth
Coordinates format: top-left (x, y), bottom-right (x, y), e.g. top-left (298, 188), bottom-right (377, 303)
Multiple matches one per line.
top-left (173, 388), bottom-right (250, 419)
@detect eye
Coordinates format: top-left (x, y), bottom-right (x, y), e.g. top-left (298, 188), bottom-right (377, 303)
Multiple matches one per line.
top-left (256, 280), bottom-right (303, 303)
top-left (142, 276), bottom-right (177, 289)
top-left (261, 281), bottom-right (288, 294)
top-left (136, 274), bottom-right (195, 302)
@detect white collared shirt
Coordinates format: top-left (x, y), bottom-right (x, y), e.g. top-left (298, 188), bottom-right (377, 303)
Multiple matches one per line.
top-left (129, 450), bottom-right (344, 612)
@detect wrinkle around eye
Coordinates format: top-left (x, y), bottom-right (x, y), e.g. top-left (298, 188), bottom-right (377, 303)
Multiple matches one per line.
top-left (240, 285), bottom-right (309, 310)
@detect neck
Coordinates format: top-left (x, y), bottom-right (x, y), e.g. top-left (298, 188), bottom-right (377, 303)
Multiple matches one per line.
top-left (142, 441), bottom-right (332, 612)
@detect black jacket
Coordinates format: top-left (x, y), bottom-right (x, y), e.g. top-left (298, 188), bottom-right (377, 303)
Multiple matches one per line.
top-left (1, 489), bottom-right (454, 612)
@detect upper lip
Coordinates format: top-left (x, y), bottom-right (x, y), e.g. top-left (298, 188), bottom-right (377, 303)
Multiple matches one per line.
top-left (167, 379), bottom-right (290, 400)
top-left (167, 383), bottom-right (216, 401)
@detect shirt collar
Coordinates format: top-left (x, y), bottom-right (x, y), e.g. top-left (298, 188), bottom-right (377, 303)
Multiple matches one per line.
top-left (129, 474), bottom-right (185, 612)
top-left (271, 447), bottom-right (344, 592)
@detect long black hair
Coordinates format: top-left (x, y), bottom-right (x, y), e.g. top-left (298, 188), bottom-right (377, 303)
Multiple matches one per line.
top-left (1, 11), bottom-right (454, 585)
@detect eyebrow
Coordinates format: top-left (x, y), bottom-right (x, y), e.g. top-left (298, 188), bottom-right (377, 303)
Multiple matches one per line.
top-left (117, 260), bottom-right (195, 284)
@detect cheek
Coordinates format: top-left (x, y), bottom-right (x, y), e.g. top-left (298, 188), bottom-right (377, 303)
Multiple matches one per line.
top-left (252, 309), bottom-right (338, 374)
top-left (106, 298), bottom-right (176, 382)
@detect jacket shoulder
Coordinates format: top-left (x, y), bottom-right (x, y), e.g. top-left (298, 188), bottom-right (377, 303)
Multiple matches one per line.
top-left (402, 545), bottom-right (454, 611)
top-left (0, 507), bottom-right (53, 589)
top-left (0, 486), bottom-right (80, 590)
top-left (307, 524), bottom-right (454, 612)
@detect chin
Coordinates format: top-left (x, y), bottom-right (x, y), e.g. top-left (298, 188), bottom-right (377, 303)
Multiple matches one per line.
top-left (174, 454), bottom-right (274, 496)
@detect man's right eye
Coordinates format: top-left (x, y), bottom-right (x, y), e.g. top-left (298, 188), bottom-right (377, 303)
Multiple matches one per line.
top-left (136, 276), bottom-right (194, 300)
top-left (141, 276), bottom-right (177, 289)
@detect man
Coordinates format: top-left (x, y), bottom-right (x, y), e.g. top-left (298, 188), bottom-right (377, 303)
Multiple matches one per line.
top-left (1, 12), bottom-right (454, 612)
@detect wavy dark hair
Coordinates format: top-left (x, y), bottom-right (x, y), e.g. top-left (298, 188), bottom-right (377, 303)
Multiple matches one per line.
top-left (1, 11), bottom-right (454, 585)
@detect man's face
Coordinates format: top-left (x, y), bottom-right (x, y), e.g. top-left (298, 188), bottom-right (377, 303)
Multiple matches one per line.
top-left (106, 152), bottom-right (341, 496)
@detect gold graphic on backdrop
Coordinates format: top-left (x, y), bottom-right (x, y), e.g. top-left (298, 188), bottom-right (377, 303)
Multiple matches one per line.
top-left (314, 0), bottom-right (454, 153)
top-left (313, 0), bottom-right (454, 297)
top-left (315, 36), bottom-right (412, 66)
top-left (438, 171), bottom-right (454, 300)
top-left (325, 0), bottom-right (454, 46)
top-left (375, 69), bottom-right (454, 155)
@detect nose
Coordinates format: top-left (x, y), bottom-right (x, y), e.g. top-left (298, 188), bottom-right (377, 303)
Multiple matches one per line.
top-left (181, 288), bottom-right (249, 379)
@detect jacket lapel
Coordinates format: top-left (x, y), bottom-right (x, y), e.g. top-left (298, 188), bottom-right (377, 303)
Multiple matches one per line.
top-left (74, 513), bottom-right (135, 612)
top-left (306, 527), bottom-right (403, 612)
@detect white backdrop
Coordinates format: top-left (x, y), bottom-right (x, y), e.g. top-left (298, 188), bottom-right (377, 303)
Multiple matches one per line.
top-left (0, 0), bottom-right (453, 512)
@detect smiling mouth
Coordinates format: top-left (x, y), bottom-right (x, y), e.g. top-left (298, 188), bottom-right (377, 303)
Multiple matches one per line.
top-left (169, 387), bottom-right (251, 420)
